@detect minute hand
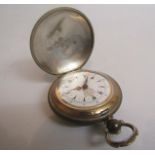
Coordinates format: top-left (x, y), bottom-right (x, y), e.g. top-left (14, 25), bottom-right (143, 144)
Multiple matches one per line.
top-left (82, 76), bottom-right (88, 90)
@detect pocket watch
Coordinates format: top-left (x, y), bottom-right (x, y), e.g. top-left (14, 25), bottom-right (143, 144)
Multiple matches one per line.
top-left (30, 7), bottom-right (138, 148)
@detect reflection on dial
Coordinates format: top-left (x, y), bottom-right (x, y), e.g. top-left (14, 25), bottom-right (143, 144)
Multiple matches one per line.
top-left (58, 71), bottom-right (111, 107)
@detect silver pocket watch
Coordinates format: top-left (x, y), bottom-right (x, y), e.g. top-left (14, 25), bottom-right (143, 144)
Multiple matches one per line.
top-left (30, 7), bottom-right (138, 148)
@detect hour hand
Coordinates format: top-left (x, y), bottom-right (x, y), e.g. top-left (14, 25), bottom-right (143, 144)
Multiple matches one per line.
top-left (65, 86), bottom-right (82, 94)
top-left (73, 86), bottom-right (82, 91)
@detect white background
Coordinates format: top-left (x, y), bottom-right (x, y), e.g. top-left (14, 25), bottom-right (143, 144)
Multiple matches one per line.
top-left (0, 4), bottom-right (155, 149)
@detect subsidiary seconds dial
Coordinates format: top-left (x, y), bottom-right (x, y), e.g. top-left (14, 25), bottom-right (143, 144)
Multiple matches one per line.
top-left (57, 71), bottom-right (111, 107)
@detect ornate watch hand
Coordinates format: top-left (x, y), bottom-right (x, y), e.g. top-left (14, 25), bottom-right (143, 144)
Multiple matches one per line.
top-left (84, 76), bottom-right (88, 84)
top-left (65, 86), bottom-right (82, 94)
top-left (82, 76), bottom-right (88, 90)
top-left (74, 86), bottom-right (82, 91)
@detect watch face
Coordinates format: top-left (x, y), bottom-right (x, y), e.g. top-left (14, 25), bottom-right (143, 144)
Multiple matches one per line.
top-left (57, 71), bottom-right (111, 107)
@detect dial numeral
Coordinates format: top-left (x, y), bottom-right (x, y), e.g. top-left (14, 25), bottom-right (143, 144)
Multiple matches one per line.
top-left (72, 95), bottom-right (77, 101)
top-left (90, 76), bottom-right (95, 79)
top-left (92, 96), bottom-right (96, 100)
top-left (98, 91), bottom-right (103, 95)
top-left (65, 91), bottom-right (71, 95)
top-left (97, 79), bottom-right (104, 82)
top-left (83, 75), bottom-right (87, 79)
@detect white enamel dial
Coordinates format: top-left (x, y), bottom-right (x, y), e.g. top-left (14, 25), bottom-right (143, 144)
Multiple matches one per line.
top-left (57, 71), bottom-right (111, 107)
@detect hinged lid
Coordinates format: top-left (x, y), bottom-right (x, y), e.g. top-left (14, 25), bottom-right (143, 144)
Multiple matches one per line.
top-left (30, 7), bottom-right (94, 75)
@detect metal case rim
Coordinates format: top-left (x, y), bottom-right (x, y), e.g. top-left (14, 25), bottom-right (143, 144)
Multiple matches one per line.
top-left (48, 70), bottom-right (122, 123)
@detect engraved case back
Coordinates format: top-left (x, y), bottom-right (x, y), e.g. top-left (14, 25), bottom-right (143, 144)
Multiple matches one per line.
top-left (30, 8), bottom-right (94, 75)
